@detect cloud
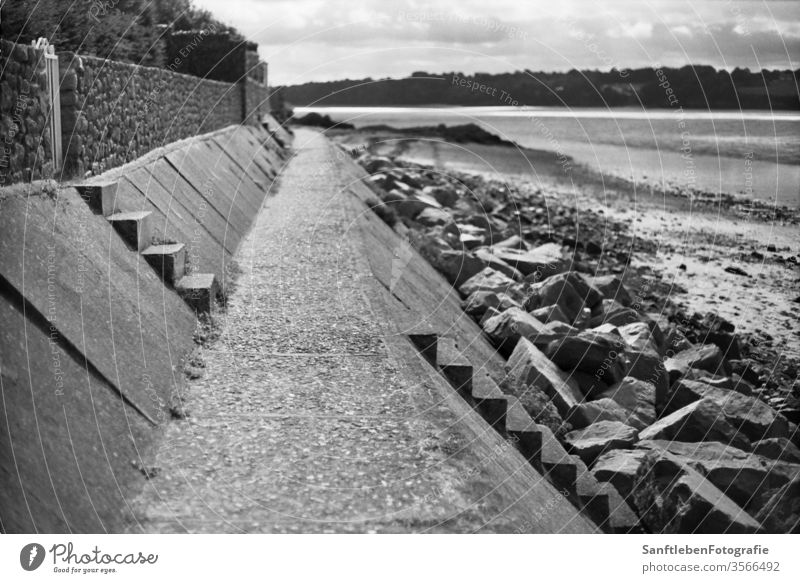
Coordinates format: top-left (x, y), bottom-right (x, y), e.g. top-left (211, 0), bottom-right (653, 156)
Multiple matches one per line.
top-left (192, 0), bottom-right (800, 83)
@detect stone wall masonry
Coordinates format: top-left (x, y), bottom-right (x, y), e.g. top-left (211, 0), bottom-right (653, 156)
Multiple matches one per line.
top-left (59, 52), bottom-right (243, 177)
top-left (0, 40), bottom-right (54, 184)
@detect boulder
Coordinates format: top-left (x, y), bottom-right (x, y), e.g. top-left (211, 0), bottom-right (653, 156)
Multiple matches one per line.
top-left (530, 304), bottom-right (570, 324)
top-left (591, 274), bottom-right (632, 307)
top-left (569, 370), bottom-right (611, 399)
top-left (416, 206), bottom-right (453, 227)
top-left (473, 248), bottom-right (524, 281)
top-left (754, 477), bottom-right (800, 533)
top-left (499, 375), bottom-right (569, 437)
top-left (482, 308), bottom-right (548, 355)
top-left (462, 291), bottom-right (520, 319)
top-left (664, 326), bottom-right (693, 353)
top-left (364, 156), bottom-right (394, 174)
top-left (563, 420), bottom-right (638, 465)
top-left (623, 350), bottom-right (669, 412)
top-left (396, 193), bottom-right (442, 219)
top-left (425, 249), bottom-right (486, 288)
top-left (458, 267), bottom-right (517, 297)
top-left (491, 235), bottom-right (527, 251)
top-left (664, 380), bottom-right (789, 442)
top-left (523, 271), bottom-right (602, 323)
top-left (752, 438), bottom-right (800, 464)
top-left (422, 185), bottom-right (459, 207)
top-left (588, 300), bottom-right (641, 328)
top-left (506, 337), bottom-right (584, 418)
top-left (494, 243), bottom-right (567, 279)
top-left (593, 448), bottom-right (650, 500)
top-left (544, 330), bottom-right (628, 384)
top-left (639, 398), bottom-right (751, 451)
top-left (618, 321), bottom-right (660, 355)
top-left (636, 440), bottom-right (771, 509)
top-left (599, 377), bottom-right (657, 430)
top-left (664, 344), bottom-right (729, 384)
top-left (569, 398), bottom-right (630, 429)
top-left (631, 451), bottom-right (762, 533)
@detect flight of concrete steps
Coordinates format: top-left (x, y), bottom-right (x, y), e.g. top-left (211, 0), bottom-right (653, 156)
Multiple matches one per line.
top-left (76, 181), bottom-right (218, 313)
top-left (408, 331), bottom-right (641, 533)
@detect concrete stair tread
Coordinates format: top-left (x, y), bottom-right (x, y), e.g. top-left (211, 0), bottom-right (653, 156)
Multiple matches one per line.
top-left (435, 337), bottom-right (470, 368)
top-left (471, 373), bottom-right (505, 400)
top-left (142, 243), bottom-right (185, 255)
top-left (108, 210), bottom-right (152, 221)
top-left (505, 397), bottom-right (536, 433)
top-left (177, 273), bottom-right (216, 290)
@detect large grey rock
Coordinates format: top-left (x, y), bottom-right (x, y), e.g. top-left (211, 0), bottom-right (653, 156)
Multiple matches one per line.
top-left (462, 291), bottom-right (520, 319)
top-left (563, 420), bottom-right (638, 465)
top-left (632, 451), bottom-right (762, 533)
top-left (530, 304), bottom-right (570, 324)
top-left (599, 377), bottom-right (657, 430)
top-left (523, 271), bottom-right (601, 323)
top-left (664, 380), bottom-right (789, 442)
top-left (754, 477), bottom-right (800, 533)
top-left (624, 349), bottom-right (669, 411)
top-left (619, 321), bottom-right (660, 355)
top-left (415, 206), bottom-right (453, 227)
top-left (458, 267), bottom-right (517, 297)
top-left (753, 438), bottom-right (800, 464)
top-left (425, 249), bottom-right (486, 287)
top-left (593, 448), bottom-right (649, 500)
top-left (493, 243), bottom-right (567, 278)
top-left (588, 300), bottom-right (641, 328)
top-left (482, 307), bottom-right (548, 355)
top-left (638, 398), bottom-right (751, 451)
top-left (422, 184), bottom-right (459, 207)
top-left (636, 440), bottom-right (771, 509)
top-left (569, 397), bottom-right (629, 429)
top-left (591, 274), bottom-right (632, 307)
top-left (506, 337), bottom-right (583, 418)
top-left (665, 344), bottom-right (729, 383)
top-left (544, 330), bottom-right (628, 384)
top-left (473, 248), bottom-right (524, 281)
top-left (396, 192), bottom-right (442, 219)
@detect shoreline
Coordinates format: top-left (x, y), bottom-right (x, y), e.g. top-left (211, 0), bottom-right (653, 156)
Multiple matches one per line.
top-left (328, 126), bottom-right (799, 404)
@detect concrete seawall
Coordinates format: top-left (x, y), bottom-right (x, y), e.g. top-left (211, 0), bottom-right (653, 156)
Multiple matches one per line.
top-left (0, 121), bottom-right (289, 533)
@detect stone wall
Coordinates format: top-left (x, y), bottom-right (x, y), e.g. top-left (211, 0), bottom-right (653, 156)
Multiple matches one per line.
top-left (59, 52), bottom-right (243, 177)
top-left (0, 40), bottom-right (54, 184)
top-left (1, 39), bottom-right (270, 184)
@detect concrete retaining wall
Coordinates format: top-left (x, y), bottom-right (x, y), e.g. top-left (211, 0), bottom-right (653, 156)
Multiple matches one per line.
top-left (0, 121), bottom-right (289, 533)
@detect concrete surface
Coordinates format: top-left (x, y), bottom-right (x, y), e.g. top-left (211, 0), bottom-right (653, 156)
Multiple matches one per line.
top-left (125, 129), bottom-right (595, 533)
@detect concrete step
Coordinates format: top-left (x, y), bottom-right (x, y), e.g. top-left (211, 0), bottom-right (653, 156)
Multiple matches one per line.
top-left (176, 273), bottom-right (219, 313)
top-left (76, 182), bottom-right (118, 217)
top-left (408, 331), bottom-right (438, 364)
top-left (142, 243), bottom-right (186, 286)
top-left (407, 331), bottom-right (639, 532)
top-left (107, 211), bottom-right (153, 251)
top-left (435, 337), bottom-right (472, 394)
top-left (471, 372), bottom-right (509, 427)
top-left (536, 424), bottom-right (578, 492)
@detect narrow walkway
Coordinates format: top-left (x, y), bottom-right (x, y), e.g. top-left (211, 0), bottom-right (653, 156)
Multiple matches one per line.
top-left (127, 129), bottom-right (594, 533)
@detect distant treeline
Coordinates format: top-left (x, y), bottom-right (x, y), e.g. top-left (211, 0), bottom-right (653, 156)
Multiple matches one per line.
top-left (284, 67), bottom-right (799, 110)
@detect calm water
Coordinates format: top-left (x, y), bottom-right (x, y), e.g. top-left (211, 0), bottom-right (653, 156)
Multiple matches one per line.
top-left (297, 106), bottom-right (800, 208)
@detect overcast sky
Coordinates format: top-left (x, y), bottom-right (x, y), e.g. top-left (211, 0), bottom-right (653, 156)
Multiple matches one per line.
top-left (193, 0), bottom-right (799, 85)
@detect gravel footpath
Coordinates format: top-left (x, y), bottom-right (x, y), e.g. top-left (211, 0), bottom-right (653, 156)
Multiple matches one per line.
top-left (125, 129), bottom-right (593, 533)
